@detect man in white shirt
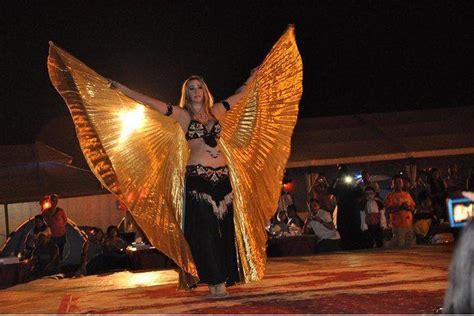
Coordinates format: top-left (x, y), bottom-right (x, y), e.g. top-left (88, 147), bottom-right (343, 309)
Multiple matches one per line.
top-left (304, 198), bottom-right (341, 253)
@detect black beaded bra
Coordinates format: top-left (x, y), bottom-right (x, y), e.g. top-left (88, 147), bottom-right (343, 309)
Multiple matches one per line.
top-left (185, 119), bottom-right (221, 148)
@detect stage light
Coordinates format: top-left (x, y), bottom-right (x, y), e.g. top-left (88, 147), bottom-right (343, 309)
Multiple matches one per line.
top-left (42, 201), bottom-right (51, 209)
top-left (119, 106), bottom-right (145, 142)
top-left (283, 182), bottom-right (293, 191)
top-left (344, 176), bottom-right (353, 184)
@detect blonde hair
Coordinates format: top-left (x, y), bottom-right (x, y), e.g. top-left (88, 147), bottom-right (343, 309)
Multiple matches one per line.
top-left (178, 75), bottom-right (214, 117)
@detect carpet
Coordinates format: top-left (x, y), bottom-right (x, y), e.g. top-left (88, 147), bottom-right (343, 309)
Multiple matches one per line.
top-left (0, 244), bottom-right (452, 314)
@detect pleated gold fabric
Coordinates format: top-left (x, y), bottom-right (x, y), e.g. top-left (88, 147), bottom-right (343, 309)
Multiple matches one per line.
top-left (47, 24), bottom-right (302, 286)
top-left (220, 25), bottom-right (303, 282)
top-left (47, 43), bottom-right (198, 280)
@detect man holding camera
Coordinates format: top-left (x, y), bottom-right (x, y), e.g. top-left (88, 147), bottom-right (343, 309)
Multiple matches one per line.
top-left (303, 198), bottom-right (341, 253)
top-left (42, 194), bottom-right (68, 260)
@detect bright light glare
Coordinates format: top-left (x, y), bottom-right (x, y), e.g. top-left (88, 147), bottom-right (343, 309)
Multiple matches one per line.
top-left (119, 107), bottom-right (145, 142)
top-left (344, 176), bottom-right (353, 184)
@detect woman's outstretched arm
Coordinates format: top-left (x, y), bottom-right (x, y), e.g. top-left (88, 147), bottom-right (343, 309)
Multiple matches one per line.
top-left (109, 80), bottom-right (188, 122)
top-left (212, 68), bottom-right (257, 119)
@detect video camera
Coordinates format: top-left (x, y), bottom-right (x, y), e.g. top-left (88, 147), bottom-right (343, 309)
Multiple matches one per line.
top-left (447, 197), bottom-right (473, 228)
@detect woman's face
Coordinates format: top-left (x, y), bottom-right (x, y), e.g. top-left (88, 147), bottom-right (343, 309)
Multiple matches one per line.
top-left (187, 79), bottom-right (204, 104)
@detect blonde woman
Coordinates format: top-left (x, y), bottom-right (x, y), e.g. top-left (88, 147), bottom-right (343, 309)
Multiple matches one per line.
top-left (48, 25), bottom-right (302, 299)
top-left (109, 73), bottom-right (255, 297)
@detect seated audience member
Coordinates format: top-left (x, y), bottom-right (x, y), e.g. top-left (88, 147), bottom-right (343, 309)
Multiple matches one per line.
top-left (103, 225), bottom-right (129, 271)
top-left (443, 208), bottom-right (474, 313)
top-left (413, 194), bottom-right (437, 243)
top-left (277, 187), bottom-right (294, 214)
top-left (303, 199), bottom-right (341, 252)
top-left (30, 232), bottom-right (60, 279)
top-left (286, 204), bottom-right (304, 235)
top-left (23, 215), bottom-right (52, 258)
top-left (384, 175), bottom-right (416, 248)
top-left (360, 186), bottom-right (386, 248)
top-left (122, 210), bottom-right (143, 242)
top-left (269, 210), bottom-right (289, 237)
top-left (77, 228), bottom-right (105, 276)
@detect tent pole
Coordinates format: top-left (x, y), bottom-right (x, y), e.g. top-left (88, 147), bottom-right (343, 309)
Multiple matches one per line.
top-left (4, 203), bottom-right (9, 237)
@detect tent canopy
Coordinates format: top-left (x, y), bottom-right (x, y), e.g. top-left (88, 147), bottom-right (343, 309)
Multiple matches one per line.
top-left (0, 143), bottom-right (106, 204)
top-left (288, 106), bottom-right (474, 168)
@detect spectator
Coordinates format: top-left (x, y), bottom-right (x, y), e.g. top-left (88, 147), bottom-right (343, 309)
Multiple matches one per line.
top-left (286, 205), bottom-right (304, 229)
top-left (466, 167), bottom-right (474, 191)
top-left (269, 210), bottom-right (289, 237)
top-left (277, 186), bottom-right (294, 214)
top-left (103, 225), bottom-right (129, 271)
top-left (413, 193), bottom-right (437, 244)
top-left (445, 163), bottom-right (463, 194)
top-left (413, 170), bottom-right (431, 205)
top-left (402, 175), bottom-right (417, 202)
top-left (360, 186), bottom-right (386, 248)
top-left (30, 232), bottom-right (60, 279)
top-left (443, 219), bottom-right (474, 313)
top-left (23, 214), bottom-right (51, 258)
top-left (77, 228), bottom-right (105, 276)
top-left (358, 170), bottom-right (381, 195)
top-left (303, 198), bottom-right (341, 252)
top-left (285, 205), bottom-right (304, 236)
top-left (42, 194), bottom-right (68, 260)
top-left (310, 174), bottom-right (337, 213)
top-left (429, 168), bottom-right (448, 221)
top-left (384, 175), bottom-right (416, 248)
top-left (329, 165), bottom-right (364, 250)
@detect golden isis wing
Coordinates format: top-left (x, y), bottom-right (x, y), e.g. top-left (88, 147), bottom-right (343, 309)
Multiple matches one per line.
top-left (47, 43), bottom-right (198, 278)
top-left (219, 26), bottom-right (303, 282)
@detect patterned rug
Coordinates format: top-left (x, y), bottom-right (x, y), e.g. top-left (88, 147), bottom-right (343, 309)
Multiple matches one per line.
top-left (0, 244), bottom-right (452, 314)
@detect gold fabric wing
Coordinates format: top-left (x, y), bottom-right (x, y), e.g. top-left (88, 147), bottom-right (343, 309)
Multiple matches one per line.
top-left (47, 24), bottom-right (302, 286)
top-left (219, 26), bottom-right (303, 282)
top-left (47, 43), bottom-right (198, 278)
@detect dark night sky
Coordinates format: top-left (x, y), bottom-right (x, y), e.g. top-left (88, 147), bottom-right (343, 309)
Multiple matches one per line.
top-left (1, 1), bottom-right (474, 145)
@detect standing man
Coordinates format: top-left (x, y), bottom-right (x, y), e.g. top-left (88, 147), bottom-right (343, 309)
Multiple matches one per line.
top-left (359, 170), bottom-right (381, 196)
top-left (384, 175), bottom-right (416, 248)
top-left (330, 165), bottom-right (364, 250)
top-left (42, 194), bottom-right (68, 260)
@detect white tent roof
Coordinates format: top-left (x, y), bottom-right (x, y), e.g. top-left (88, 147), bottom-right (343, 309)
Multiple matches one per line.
top-left (288, 106), bottom-right (474, 168)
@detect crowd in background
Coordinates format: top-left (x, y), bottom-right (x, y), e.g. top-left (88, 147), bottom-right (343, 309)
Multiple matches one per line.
top-left (19, 194), bottom-right (132, 280)
top-left (11, 163), bottom-right (474, 279)
top-left (268, 163), bottom-right (474, 253)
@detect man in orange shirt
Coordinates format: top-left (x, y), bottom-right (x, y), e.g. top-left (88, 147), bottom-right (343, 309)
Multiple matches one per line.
top-left (384, 175), bottom-right (416, 248)
top-left (42, 194), bottom-right (68, 260)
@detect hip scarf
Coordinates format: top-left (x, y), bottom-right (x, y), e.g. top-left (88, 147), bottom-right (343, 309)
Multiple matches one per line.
top-left (184, 164), bottom-right (240, 286)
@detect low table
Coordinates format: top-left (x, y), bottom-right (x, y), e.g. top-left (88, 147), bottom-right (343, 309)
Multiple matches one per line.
top-left (266, 235), bottom-right (318, 257)
top-left (126, 247), bottom-right (176, 271)
top-left (0, 259), bottom-right (33, 289)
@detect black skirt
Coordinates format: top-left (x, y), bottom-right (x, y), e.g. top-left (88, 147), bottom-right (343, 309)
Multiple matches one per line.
top-left (184, 164), bottom-right (240, 286)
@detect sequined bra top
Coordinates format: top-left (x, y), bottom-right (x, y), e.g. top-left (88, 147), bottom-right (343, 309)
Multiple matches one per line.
top-left (185, 119), bottom-right (221, 148)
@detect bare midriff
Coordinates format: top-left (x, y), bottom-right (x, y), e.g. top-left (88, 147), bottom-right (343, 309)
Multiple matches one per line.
top-left (186, 138), bottom-right (228, 168)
